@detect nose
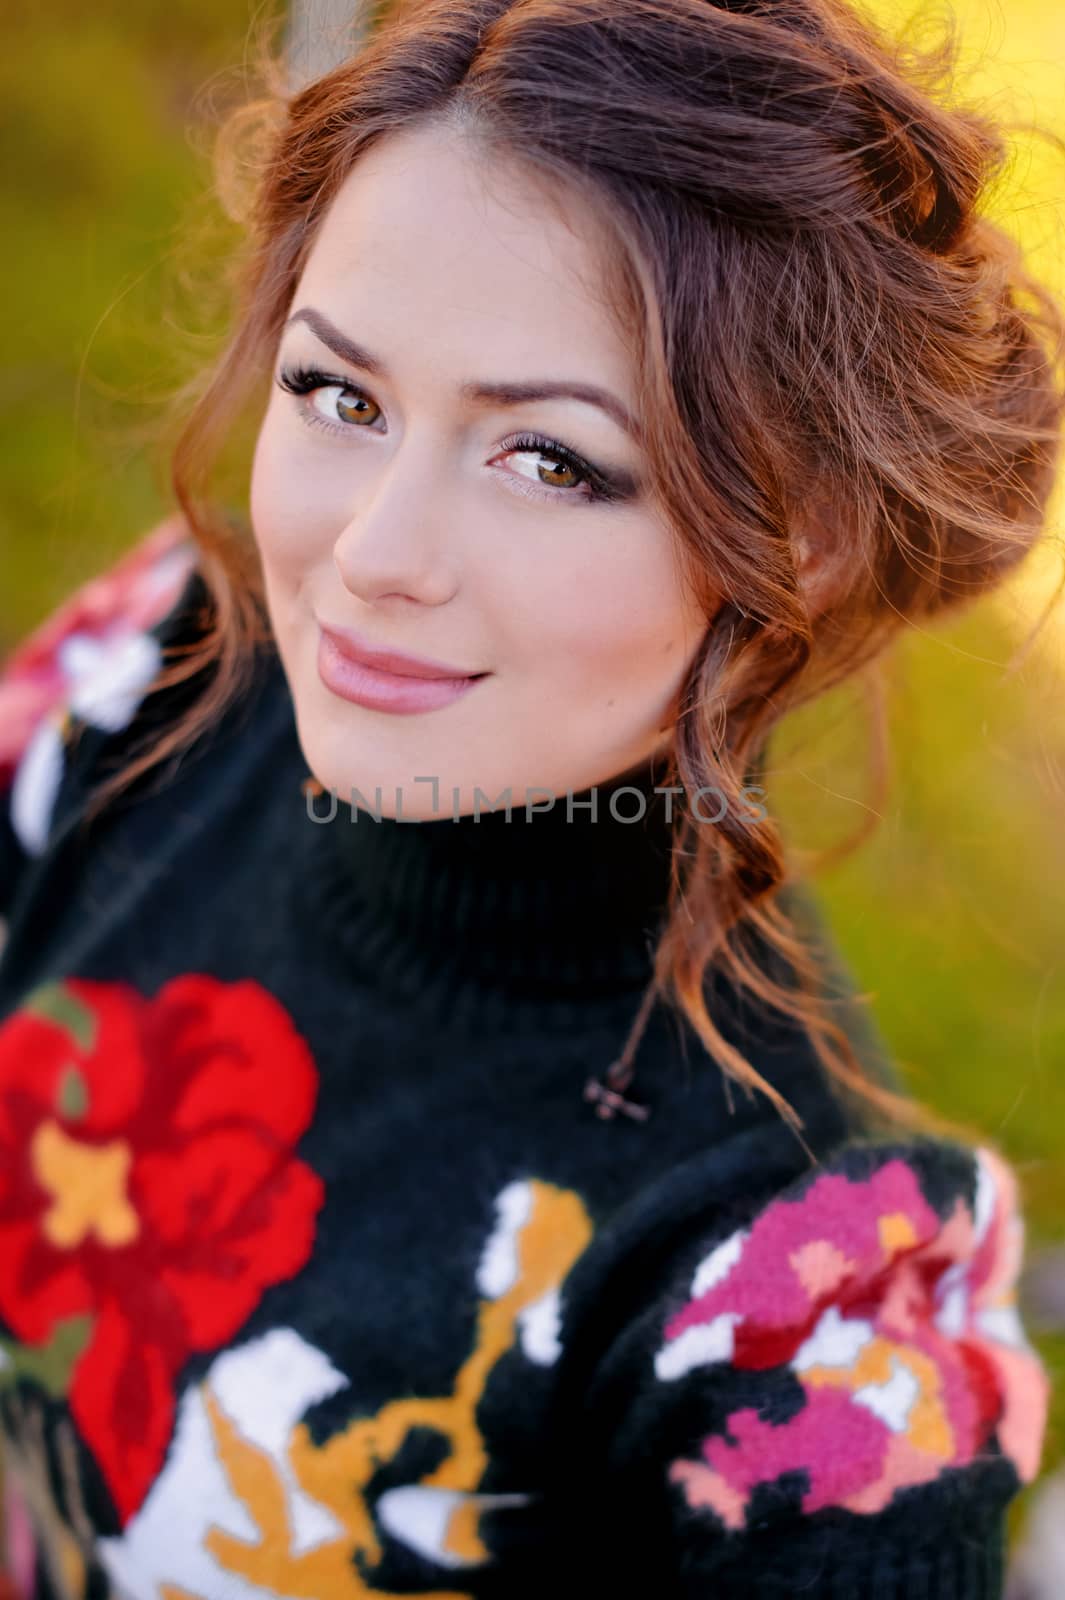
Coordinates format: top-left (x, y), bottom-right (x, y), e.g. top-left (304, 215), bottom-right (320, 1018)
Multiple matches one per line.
top-left (332, 441), bottom-right (459, 607)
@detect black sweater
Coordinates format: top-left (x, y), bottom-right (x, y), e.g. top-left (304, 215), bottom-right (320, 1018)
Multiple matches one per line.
top-left (0, 532), bottom-right (1049, 1599)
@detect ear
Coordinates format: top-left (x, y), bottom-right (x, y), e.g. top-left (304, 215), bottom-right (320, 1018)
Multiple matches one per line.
top-left (792, 492), bottom-right (848, 622)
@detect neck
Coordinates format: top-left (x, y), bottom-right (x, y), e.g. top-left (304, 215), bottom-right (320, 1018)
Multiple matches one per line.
top-left (298, 751), bottom-right (679, 1031)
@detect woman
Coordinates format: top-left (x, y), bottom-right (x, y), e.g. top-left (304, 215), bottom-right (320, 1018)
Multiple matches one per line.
top-left (0, 0), bottom-right (1061, 1593)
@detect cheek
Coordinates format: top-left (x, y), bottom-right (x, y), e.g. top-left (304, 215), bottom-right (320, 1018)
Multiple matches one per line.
top-left (250, 414), bottom-right (294, 571)
top-left (249, 409), bottom-right (338, 579)
top-left (521, 534), bottom-right (702, 699)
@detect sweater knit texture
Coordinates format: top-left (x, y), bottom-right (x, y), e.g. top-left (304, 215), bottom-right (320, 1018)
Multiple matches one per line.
top-left (0, 526), bottom-right (1050, 1600)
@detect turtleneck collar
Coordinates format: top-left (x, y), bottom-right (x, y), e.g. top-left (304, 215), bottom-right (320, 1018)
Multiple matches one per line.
top-left (297, 749), bottom-right (679, 1031)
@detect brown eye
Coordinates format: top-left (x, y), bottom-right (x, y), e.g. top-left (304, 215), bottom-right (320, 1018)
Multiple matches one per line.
top-left (501, 432), bottom-right (603, 500)
top-left (276, 365), bottom-right (388, 438)
top-left (535, 456), bottom-right (581, 489)
top-left (326, 387), bottom-right (380, 426)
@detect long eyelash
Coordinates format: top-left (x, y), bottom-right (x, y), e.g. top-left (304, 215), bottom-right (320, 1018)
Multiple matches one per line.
top-left (276, 363), bottom-right (368, 419)
top-left (274, 364), bottom-right (632, 505)
top-left (277, 363), bottom-right (349, 399)
top-left (501, 431), bottom-right (624, 505)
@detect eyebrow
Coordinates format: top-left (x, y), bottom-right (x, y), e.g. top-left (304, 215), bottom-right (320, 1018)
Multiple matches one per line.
top-left (282, 306), bottom-right (640, 442)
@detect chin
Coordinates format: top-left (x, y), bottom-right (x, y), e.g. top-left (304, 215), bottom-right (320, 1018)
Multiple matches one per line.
top-left (291, 726), bottom-right (447, 822)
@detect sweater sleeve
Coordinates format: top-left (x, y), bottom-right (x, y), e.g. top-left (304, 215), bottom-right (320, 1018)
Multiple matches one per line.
top-left (544, 1133), bottom-right (1048, 1599)
top-left (0, 519), bottom-right (199, 926)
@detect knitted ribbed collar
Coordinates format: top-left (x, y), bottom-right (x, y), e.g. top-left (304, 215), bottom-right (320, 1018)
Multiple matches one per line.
top-left (297, 746), bottom-right (678, 1031)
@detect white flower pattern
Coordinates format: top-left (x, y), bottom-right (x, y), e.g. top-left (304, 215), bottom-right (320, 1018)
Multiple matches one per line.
top-left (1, 523), bottom-right (197, 859)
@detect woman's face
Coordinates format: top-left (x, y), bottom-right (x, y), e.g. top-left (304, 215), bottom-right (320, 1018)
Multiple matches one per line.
top-left (251, 120), bottom-right (713, 820)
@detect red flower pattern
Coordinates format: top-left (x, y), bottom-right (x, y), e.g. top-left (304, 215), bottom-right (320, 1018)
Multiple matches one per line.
top-left (0, 975), bottom-right (324, 1524)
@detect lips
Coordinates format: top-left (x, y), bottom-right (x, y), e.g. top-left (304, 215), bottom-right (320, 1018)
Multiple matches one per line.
top-left (317, 622), bottom-right (484, 682)
top-left (315, 626), bottom-right (489, 716)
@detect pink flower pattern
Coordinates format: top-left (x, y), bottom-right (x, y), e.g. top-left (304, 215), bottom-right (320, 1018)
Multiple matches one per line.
top-left (655, 1145), bottom-right (1048, 1530)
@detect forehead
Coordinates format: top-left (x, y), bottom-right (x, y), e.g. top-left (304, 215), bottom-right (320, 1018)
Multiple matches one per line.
top-left (292, 123), bottom-right (635, 397)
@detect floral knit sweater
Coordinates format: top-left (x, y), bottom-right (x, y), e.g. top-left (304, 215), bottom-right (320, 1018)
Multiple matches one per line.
top-left (0, 525), bottom-right (1050, 1600)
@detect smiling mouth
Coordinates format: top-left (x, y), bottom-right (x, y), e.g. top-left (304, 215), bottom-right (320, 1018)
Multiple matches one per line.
top-left (315, 630), bottom-right (493, 715)
top-left (358, 661), bottom-right (491, 685)
top-left (317, 622), bottom-right (490, 682)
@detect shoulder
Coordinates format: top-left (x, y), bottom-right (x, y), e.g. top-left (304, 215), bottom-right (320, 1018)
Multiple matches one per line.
top-left (0, 519), bottom-right (201, 916)
top-left (546, 1131), bottom-right (1046, 1596)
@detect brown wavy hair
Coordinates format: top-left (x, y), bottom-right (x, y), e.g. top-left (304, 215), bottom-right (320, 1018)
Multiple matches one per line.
top-left (86, 0), bottom-right (1065, 1141)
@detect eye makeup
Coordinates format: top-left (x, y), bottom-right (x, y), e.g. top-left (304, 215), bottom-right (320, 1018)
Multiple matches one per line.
top-left (274, 362), bottom-right (642, 507)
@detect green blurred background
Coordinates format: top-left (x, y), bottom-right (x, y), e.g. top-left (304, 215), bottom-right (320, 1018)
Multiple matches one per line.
top-left (1, 0), bottom-right (1063, 1518)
